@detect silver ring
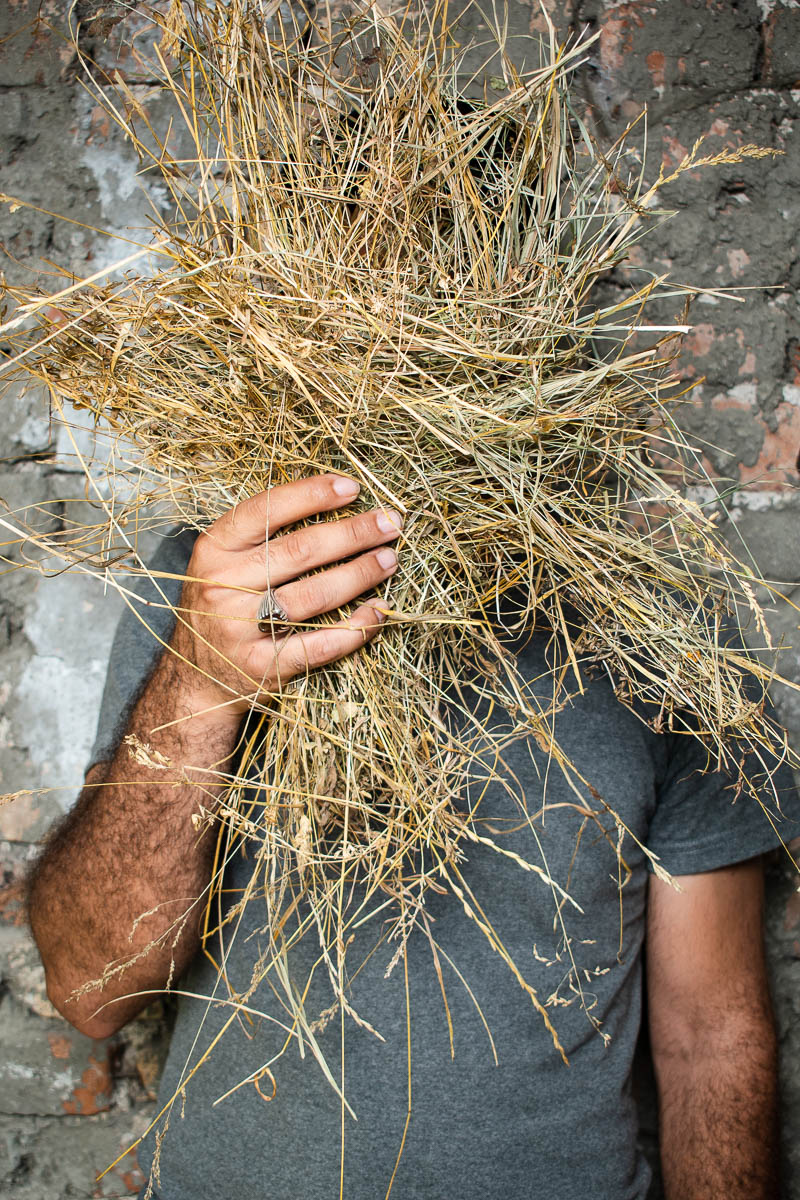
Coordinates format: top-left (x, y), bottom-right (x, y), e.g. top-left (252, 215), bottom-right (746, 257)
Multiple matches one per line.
top-left (257, 587), bottom-right (291, 635)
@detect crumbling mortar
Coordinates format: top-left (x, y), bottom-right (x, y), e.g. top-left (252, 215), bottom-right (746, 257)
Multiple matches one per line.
top-left (0, 1107), bottom-right (115, 1121)
top-left (1, 456), bottom-right (57, 472)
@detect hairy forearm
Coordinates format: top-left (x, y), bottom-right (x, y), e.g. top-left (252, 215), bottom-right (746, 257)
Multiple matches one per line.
top-left (28, 645), bottom-right (242, 1038)
top-left (656, 1022), bottom-right (779, 1199)
top-left (28, 475), bottom-right (397, 1037)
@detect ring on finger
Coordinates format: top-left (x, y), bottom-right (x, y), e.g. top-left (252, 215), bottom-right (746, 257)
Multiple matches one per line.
top-left (257, 587), bottom-right (291, 636)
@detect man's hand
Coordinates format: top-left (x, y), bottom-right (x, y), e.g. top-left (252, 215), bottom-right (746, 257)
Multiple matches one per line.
top-left (28, 474), bottom-right (400, 1037)
top-left (647, 859), bottom-right (779, 1199)
top-left (171, 472), bottom-right (402, 716)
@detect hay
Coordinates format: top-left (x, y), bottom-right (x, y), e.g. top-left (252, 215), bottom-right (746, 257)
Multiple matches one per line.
top-left (1, 0), bottom-right (794, 1095)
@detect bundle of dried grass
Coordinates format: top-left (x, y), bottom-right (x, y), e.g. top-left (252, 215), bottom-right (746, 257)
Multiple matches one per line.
top-left (1, 0), bottom-right (794, 1080)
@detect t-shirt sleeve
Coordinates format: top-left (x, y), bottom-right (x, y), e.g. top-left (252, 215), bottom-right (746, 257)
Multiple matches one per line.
top-left (647, 717), bottom-right (800, 876)
top-left (88, 528), bottom-right (198, 770)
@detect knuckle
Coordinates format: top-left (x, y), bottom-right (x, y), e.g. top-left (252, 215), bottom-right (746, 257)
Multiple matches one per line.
top-left (311, 630), bottom-right (340, 662)
top-left (246, 543), bottom-right (273, 577)
top-left (302, 578), bottom-right (326, 619)
top-left (277, 638), bottom-right (309, 678)
top-left (362, 552), bottom-right (383, 582)
top-left (288, 577), bottom-right (315, 616)
top-left (345, 517), bottom-right (366, 550)
top-left (281, 529), bottom-right (310, 568)
top-left (359, 607), bottom-right (382, 637)
top-left (190, 532), bottom-right (214, 568)
top-left (349, 559), bottom-right (373, 595)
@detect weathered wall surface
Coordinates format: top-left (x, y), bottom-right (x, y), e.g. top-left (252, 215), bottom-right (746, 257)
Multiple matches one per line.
top-left (0, 1), bottom-right (798, 1196)
top-left (1, 4), bottom-right (171, 1195)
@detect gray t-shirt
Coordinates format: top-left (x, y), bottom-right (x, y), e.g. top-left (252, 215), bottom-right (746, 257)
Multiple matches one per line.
top-left (92, 531), bottom-right (799, 1200)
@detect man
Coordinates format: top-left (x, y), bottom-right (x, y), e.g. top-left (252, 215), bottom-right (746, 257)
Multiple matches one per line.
top-left (27, 472), bottom-right (799, 1199)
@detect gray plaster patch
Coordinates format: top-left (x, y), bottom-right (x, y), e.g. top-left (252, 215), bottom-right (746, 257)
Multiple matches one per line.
top-left (3, 382), bottom-right (52, 457)
top-left (12, 572), bottom-right (124, 812)
top-left (0, 995), bottom-right (92, 1117)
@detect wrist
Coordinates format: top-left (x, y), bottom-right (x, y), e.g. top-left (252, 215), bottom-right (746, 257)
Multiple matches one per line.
top-left (153, 642), bottom-right (245, 744)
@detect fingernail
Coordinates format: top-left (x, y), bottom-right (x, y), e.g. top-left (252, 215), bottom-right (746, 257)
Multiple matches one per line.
top-left (376, 509), bottom-right (402, 533)
top-left (332, 476), bottom-right (359, 497)
top-left (376, 547), bottom-right (397, 569)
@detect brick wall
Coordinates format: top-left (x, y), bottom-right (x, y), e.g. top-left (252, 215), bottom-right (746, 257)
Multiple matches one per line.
top-left (1, 2), bottom-right (798, 1195)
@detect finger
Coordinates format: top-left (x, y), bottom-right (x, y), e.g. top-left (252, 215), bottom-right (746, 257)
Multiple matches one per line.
top-left (261, 508), bottom-right (403, 588)
top-left (212, 474), bottom-right (361, 551)
top-left (272, 547), bottom-right (398, 622)
top-left (268, 603), bottom-right (387, 681)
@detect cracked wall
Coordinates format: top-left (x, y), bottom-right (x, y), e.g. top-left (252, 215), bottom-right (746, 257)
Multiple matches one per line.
top-left (1, 1), bottom-right (799, 1196)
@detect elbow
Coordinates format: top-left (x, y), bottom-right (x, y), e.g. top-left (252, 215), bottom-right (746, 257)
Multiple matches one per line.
top-left (64, 1009), bottom-right (128, 1041)
top-left (30, 906), bottom-right (132, 1039)
top-left (43, 970), bottom-right (128, 1041)
top-left (651, 1006), bottom-right (777, 1081)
